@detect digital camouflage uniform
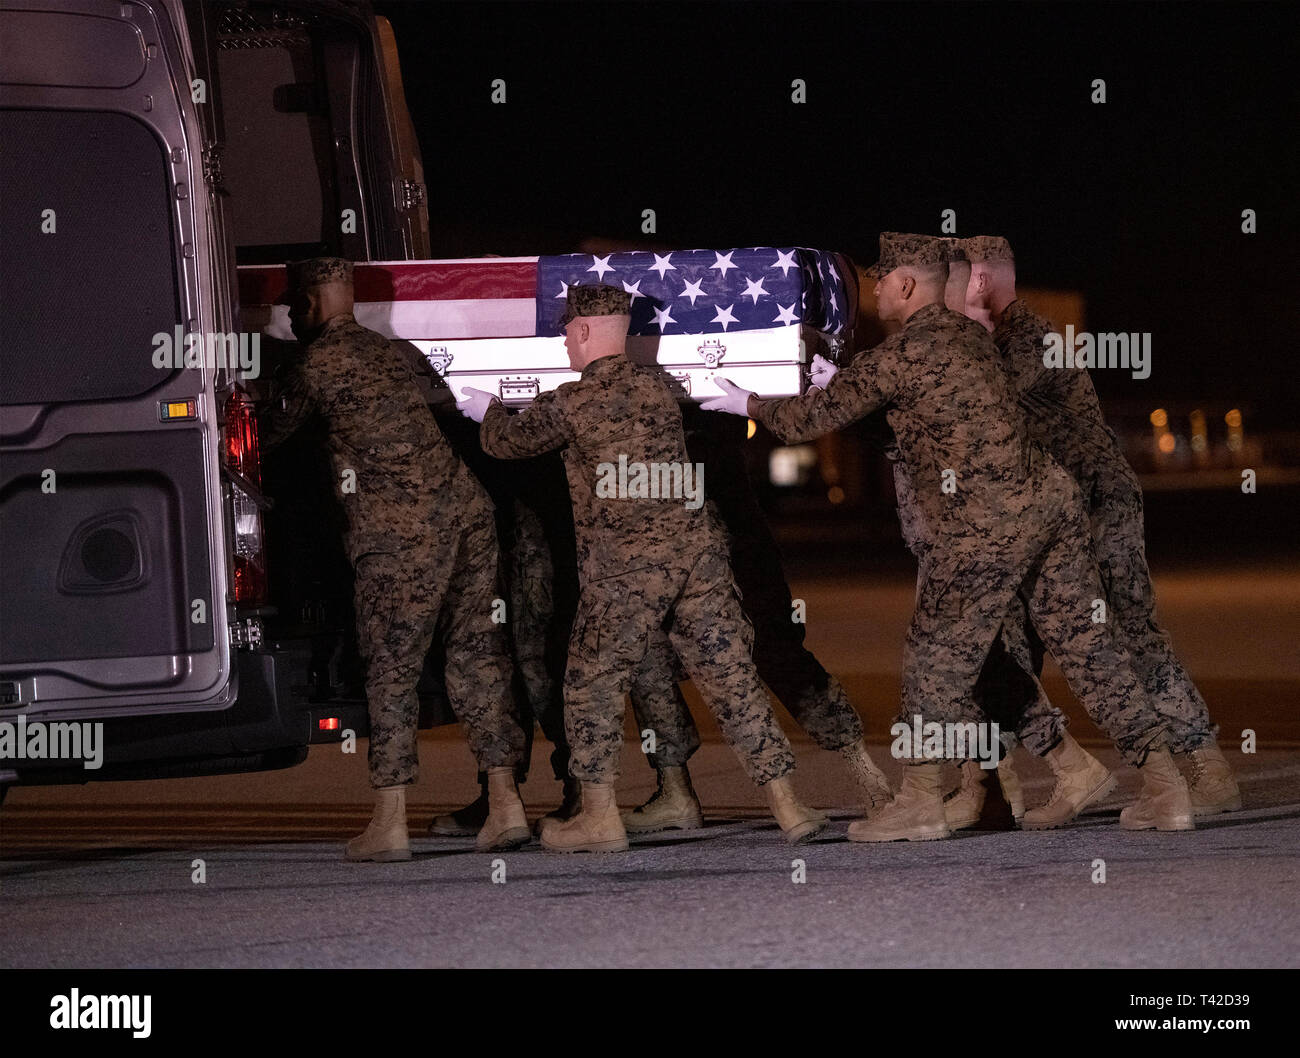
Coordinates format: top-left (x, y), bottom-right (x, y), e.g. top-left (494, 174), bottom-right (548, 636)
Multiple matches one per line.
top-left (479, 306), bottom-right (797, 785)
top-left (992, 294), bottom-right (1216, 753)
top-left (629, 407), bottom-right (864, 768)
top-left (262, 296), bottom-right (524, 788)
top-left (429, 388), bottom-right (577, 783)
top-left (749, 282), bottom-right (1168, 767)
top-left (890, 422), bottom-right (1064, 755)
top-left (506, 489), bottom-right (577, 777)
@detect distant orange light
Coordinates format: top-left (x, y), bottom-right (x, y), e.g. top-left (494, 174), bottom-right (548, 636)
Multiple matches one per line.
top-left (1150, 409), bottom-right (1168, 428)
top-left (1158, 433), bottom-right (1176, 454)
top-left (827, 486), bottom-right (845, 504)
top-left (746, 418), bottom-right (757, 439)
top-left (1225, 409), bottom-right (1242, 428)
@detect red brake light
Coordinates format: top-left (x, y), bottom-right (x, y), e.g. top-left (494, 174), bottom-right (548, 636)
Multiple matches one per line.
top-left (223, 388), bottom-right (262, 488)
top-left (223, 387), bottom-right (268, 607)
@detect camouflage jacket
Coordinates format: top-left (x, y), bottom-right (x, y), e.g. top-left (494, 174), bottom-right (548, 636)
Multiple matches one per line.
top-left (480, 353), bottom-right (705, 583)
top-left (751, 302), bottom-right (1043, 534)
top-left (994, 299), bottom-right (1138, 506)
top-left (261, 313), bottom-right (487, 563)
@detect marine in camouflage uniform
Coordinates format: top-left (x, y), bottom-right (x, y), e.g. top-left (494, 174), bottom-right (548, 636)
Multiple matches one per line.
top-left (881, 238), bottom-right (1061, 830)
top-left (461, 283), bottom-right (824, 851)
top-left (262, 257), bottom-right (527, 859)
top-left (965, 234), bottom-right (1238, 816)
top-left (706, 233), bottom-right (1193, 839)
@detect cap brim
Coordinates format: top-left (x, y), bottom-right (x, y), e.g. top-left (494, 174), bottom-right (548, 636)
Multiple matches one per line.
top-left (864, 261), bottom-right (888, 279)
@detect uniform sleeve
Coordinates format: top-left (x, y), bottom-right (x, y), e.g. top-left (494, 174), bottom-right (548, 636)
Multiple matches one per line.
top-left (480, 389), bottom-right (573, 458)
top-left (259, 353), bottom-right (318, 452)
top-left (1003, 313), bottom-right (1055, 402)
top-left (750, 344), bottom-right (896, 444)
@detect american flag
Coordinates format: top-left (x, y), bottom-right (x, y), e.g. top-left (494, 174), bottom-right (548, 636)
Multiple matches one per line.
top-left (238, 248), bottom-right (849, 344)
top-left (536, 248), bottom-right (848, 337)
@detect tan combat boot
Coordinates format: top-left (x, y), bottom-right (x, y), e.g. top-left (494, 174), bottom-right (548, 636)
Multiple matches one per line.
top-left (345, 785), bottom-right (411, 862)
top-left (476, 767), bottom-right (533, 851)
top-left (622, 765), bottom-right (704, 833)
top-left (764, 774), bottom-right (828, 844)
top-left (840, 739), bottom-right (893, 816)
top-left (540, 781), bottom-right (629, 853)
top-left (1021, 731), bottom-right (1117, 830)
top-left (1120, 748), bottom-right (1195, 831)
top-left (847, 763), bottom-right (950, 842)
top-left (944, 757), bottom-right (1026, 829)
top-left (1180, 741), bottom-right (1242, 816)
top-left (943, 760), bottom-right (990, 829)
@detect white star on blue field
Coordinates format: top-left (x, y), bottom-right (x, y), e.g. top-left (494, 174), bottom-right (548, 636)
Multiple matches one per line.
top-left (537, 248), bottom-right (849, 337)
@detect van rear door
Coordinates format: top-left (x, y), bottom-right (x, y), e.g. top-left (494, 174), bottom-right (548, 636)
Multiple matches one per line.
top-left (0, 0), bottom-right (234, 721)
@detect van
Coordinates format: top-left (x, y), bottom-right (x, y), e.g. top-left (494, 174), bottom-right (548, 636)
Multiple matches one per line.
top-left (0, 0), bottom-right (435, 796)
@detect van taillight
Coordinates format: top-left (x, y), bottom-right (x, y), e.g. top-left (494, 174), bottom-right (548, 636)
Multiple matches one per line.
top-left (224, 387), bottom-right (262, 488)
top-left (223, 388), bottom-right (268, 606)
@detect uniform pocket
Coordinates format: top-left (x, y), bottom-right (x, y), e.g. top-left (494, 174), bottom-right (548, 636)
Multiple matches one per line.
top-left (570, 595), bottom-right (612, 663)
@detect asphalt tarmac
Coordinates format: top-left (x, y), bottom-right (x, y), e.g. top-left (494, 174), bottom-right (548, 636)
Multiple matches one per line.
top-left (3, 564), bottom-right (1297, 968)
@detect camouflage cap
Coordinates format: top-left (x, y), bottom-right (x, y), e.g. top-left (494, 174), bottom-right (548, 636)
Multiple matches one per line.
top-left (864, 232), bottom-right (950, 279)
top-left (939, 237), bottom-right (969, 264)
top-left (557, 283), bottom-right (632, 328)
top-left (961, 236), bottom-right (1015, 264)
top-left (277, 257), bottom-right (354, 302)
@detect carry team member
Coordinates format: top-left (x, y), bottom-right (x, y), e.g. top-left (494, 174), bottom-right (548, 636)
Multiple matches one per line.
top-left (703, 233), bottom-right (1195, 840)
top-left (457, 283), bottom-right (824, 852)
top-left (840, 237), bottom-right (1083, 830)
top-left (963, 235), bottom-right (1240, 824)
top-left (262, 257), bottom-right (529, 861)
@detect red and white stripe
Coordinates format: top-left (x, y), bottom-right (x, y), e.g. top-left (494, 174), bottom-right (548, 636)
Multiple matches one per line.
top-left (237, 257), bottom-right (542, 340)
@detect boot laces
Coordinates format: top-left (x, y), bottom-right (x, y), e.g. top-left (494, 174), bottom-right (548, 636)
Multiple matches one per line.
top-left (638, 773), bottom-right (668, 812)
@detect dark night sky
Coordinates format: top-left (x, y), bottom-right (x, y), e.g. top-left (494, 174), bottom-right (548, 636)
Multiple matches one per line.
top-left (374, 1), bottom-right (1298, 422)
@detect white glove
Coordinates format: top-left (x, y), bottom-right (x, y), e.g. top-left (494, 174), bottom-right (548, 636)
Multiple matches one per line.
top-left (810, 353), bottom-right (838, 389)
top-left (456, 387), bottom-right (499, 423)
top-left (700, 377), bottom-right (754, 416)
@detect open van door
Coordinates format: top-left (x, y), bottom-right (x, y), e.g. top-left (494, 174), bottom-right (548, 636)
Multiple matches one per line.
top-left (0, 0), bottom-right (237, 726)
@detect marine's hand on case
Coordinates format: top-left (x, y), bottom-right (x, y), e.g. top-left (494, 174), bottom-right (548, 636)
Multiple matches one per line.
top-left (810, 353), bottom-right (838, 389)
top-left (456, 387), bottom-right (499, 423)
top-left (700, 378), bottom-right (754, 416)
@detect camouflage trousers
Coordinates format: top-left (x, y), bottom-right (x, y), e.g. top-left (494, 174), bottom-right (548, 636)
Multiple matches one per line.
top-left (894, 460), bottom-right (1066, 756)
top-left (564, 546), bottom-right (796, 785)
top-left (905, 461), bottom-right (1217, 757)
top-left (629, 502), bottom-right (863, 767)
top-left (901, 460), bottom-right (1168, 767)
top-left (507, 497), bottom-right (578, 781)
top-left (355, 511), bottom-right (525, 788)
top-left (1086, 470), bottom-right (1215, 752)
